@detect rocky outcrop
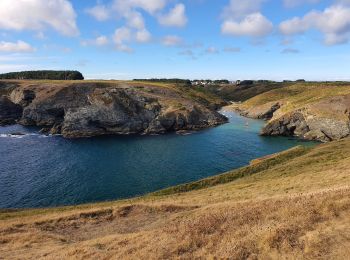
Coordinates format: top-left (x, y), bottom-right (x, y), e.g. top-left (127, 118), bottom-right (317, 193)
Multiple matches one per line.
top-left (0, 96), bottom-right (23, 125)
top-left (239, 101), bottom-right (281, 120)
top-left (0, 82), bottom-right (227, 138)
top-left (260, 95), bottom-right (350, 142)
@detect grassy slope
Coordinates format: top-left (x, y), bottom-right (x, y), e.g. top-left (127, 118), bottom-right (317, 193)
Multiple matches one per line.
top-left (0, 79), bottom-right (226, 110)
top-left (241, 82), bottom-right (350, 116)
top-left (204, 82), bottom-right (288, 102)
top-left (1, 138), bottom-right (350, 259)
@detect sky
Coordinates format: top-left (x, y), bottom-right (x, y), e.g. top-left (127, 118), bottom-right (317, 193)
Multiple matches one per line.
top-left (1, 0), bottom-right (350, 81)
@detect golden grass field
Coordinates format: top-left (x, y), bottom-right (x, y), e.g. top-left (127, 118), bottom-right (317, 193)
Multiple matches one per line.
top-left (1, 136), bottom-right (349, 259)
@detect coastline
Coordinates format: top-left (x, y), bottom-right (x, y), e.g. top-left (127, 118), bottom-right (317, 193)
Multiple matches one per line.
top-left (0, 108), bottom-right (319, 211)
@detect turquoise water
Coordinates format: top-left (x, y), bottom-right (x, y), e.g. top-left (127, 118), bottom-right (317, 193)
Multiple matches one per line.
top-left (0, 110), bottom-right (316, 208)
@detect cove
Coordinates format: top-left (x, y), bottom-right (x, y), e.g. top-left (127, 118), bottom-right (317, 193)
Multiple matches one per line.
top-left (0, 110), bottom-right (317, 208)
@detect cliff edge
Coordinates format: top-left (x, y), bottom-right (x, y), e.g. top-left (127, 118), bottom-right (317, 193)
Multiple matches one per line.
top-left (235, 83), bottom-right (350, 142)
top-left (0, 80), bottom-right (227, 138)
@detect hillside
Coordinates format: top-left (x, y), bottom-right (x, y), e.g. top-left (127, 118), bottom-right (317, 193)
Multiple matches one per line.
top-left (203, 81), bottom-right (288, 102)
top-left (1, 138), bottom-right (349, 259)
top-left (234, 82), bottom-right (350, 142)
top-left (0, 80), bottom-right (227, 137)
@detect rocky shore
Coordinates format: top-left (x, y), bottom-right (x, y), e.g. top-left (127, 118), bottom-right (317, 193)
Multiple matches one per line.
top-left (233, 91), bottom-right (350, 142)
top-left (0, 81), bottom-right (227, 138)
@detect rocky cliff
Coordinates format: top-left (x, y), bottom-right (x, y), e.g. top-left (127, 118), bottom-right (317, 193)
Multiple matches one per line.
top-left (235, 83), bottom-right (350, 142)
top-left (0, 81), bottom-right (227, 138)
top-left (260, 95), bottom-right (350, 142)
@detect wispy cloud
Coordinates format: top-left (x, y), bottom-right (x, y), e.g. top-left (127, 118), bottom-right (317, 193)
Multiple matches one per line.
top-left (223, 47), bottom-right (241, 53)
top-left (0, 41), bottom-right (35, 53)
top-left (86, 0), bottom-right (188, 52)
top-left (162, 35), bottom-right (183, 46)
top-left (281, 48), bottom-right (300, 54)
top-left (205, 47), bottom-right (219, 54)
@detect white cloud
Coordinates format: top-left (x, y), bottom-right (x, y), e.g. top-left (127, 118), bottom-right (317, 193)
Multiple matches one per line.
top-left (112, 26), bottom-right (151, 51)
top-left (87, 0), bottom-right (189, 51)
top-left (0, 0), bottom-right (79, 36)
top-left (158, 4), bottom-right (188, 27)
top-left (281, 48), bottom-right (300, 54)
top-left (178, 49), bottom-right (195, 59)
top-left (113, 27), bottom-right (134, 52)
top-left (112, 0), bottom-right (167, 15)
top-left (221, 0), bottom-right (273, 38)
top-left (113, 27), bottom-right (132, 45)
top-left (280, 4), bottom-right (350, 45)
top-left (85, 4), bottom-right (110, 21)
top-left (81, 36), bottom-right (109, 47)
top-left (0, 41), bottom-right (35, 53)
top-left (222, 0), bottom-right (266, 19)
top-left (126, 11), bottom-right (146, 30)
top-left (135, 29), bottom-right (152, 43)
top-left (224, 47), bottom-right (241, 52)
top-left (95, 36), bottom-right (109, 46)
top-left (162, 35), bottom-right (183, 46)
top-left (222, 13), bottom-right (273, 37)
top-left (205, 47), bottom-right (219, 54)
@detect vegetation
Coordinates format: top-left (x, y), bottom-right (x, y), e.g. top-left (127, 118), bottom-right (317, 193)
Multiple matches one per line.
top-left (133, 78), bottom-right (191, 85)
top-left (1, 80), bottom-right (350, 258)
top-left (204, 81), bottom-right (288, 102)
top-left (193, 79), bottom-right (230, 84)
top-left (241, 82), bottom-right (350, 115)
top-left (1, 138), bottom-right (350, 259)
top-left (0, 70), bottom-right (84, 80)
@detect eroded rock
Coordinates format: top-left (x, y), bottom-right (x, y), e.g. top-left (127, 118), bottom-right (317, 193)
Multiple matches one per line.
top-left (0, 96), bottom-right (23, 125)
top-left (261, 95), bottom-right (350, 142)
top-left (0, 82), bottom-right (227, 138)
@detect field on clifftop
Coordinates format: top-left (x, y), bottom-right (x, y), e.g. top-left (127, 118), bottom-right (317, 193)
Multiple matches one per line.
top-left (1, 137), bottom-right (350, 259)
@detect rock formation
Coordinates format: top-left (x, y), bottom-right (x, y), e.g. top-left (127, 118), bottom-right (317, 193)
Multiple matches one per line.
top-left (239, 94), bottom-right (350, 142)
top-left (0, 96), bottom-right (23, 125)
top-left (0, 81), bottom-right (227, 138)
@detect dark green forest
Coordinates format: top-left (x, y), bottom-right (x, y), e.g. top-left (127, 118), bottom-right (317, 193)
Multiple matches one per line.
top-left (0, 70), bottom-right (84, 80)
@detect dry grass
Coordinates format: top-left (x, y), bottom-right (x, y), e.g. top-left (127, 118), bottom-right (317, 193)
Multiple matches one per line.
top-left (242, 82), bottom-right (350, 115)
top-left (1, 138), bottom-right (350, 259)
top-left (1, 79), bottom-right (225, 111)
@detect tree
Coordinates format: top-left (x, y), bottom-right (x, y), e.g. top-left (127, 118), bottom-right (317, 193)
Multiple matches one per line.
top-left (0, 70), bottom-right (84, 80)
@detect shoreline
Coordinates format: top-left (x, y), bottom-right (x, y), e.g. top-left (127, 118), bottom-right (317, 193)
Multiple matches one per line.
top-left (0, 109), bottom-right (319, 211)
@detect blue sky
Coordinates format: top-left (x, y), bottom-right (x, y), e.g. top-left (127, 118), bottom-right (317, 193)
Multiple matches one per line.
top-left (1, 0), bottom-right (350, 80)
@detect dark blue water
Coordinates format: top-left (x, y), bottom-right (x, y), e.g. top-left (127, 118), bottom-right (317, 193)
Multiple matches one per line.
top-left (0, 110), bottom-right (316, 208)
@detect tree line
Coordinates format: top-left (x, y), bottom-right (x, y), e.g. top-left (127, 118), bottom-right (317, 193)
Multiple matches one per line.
top-left (0, 70), bottom-right (84, 80)
top-left (133, 78), bottom-right (192, 85)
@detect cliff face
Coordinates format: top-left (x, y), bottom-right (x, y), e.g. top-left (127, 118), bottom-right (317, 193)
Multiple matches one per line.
top-left (0, 81), bottom-right (227, 138)
top-left (236, 83), bottom-right (350, 142)
top-left (261, 95), bottom-right (350, 142)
